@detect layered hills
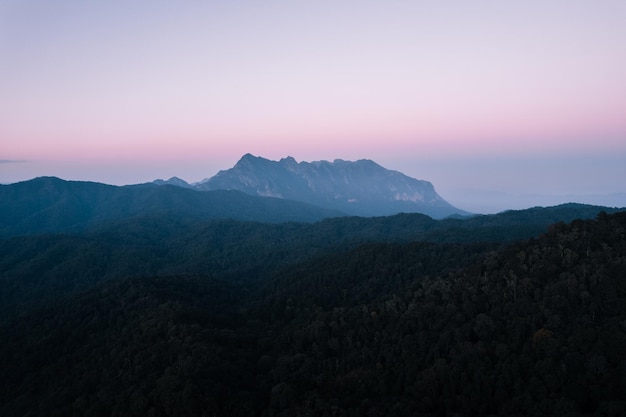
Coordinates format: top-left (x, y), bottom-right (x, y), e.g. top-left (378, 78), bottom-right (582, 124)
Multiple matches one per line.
top-left (0, 201), bottom-right (621, 322)
top-left (1, 154), bottom-right (469, 236)
top-left (2, 157), bottom-right (625, 416)
top-left (0, 176), bottom-right (342, 237)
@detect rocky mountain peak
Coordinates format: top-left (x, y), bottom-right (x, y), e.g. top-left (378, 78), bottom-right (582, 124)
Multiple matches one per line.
top-left (196, 155), bottom-right (469, 218)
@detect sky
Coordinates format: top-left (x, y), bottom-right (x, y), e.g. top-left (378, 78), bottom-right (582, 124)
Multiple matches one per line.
top-left (1, 0), bottom-right (625, 213)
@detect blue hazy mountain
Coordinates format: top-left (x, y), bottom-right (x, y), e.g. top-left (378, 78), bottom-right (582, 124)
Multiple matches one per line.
top-left (196, 154), bottom-right (468, 218)
top-left (152, 176), bottom-right (193, 188)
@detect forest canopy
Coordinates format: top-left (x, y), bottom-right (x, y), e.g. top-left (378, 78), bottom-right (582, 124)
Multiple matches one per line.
top-left (0, 208), bottom-right (625, 416)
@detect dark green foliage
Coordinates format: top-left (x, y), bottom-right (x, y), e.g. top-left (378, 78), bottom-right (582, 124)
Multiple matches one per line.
top-left (0, 275), bottom-right (262, 417)
top-left (256, 211), bottom-right (626, 416)
top-left (0, 209), bottom-right (625, 416)
top-left (1, 204), bottom-right (620, 321)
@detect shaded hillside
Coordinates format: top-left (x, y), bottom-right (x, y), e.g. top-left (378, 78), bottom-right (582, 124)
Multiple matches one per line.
top-left (1, 204), bottom-right (621, 322)
top-left (429, 203), bottom-right (626, 242)
top-left (0, 275), bottom-right (257, 417)
top-left (0, 177), bottom-right (343, 237)
top-left (1, 212), bottom-right (625, 416)
top-left (254, 211), bottom-right (626, 416)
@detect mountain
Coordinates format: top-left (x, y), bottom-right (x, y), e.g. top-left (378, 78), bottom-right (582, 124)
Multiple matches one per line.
top-left (0, 177), bottom-right (343, 237)
top-left (196, 154), bottom-right (467, 218)
top-left (152, 176), bottom-right (193, 188)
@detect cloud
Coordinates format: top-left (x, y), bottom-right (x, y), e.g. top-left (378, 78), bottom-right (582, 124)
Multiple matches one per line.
top-left (0, 160), bottom-right (27, 163)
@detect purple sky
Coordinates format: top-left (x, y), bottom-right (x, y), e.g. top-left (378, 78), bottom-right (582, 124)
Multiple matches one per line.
top-left (1, 1), bottom-right (625, 213)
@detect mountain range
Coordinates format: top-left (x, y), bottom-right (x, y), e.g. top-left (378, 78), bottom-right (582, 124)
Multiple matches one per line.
top-left (2, 155), bottom-right (626, 416)
top-left (156, 154), bottom-right (468, 218)
top-left (0, 176), bottom-right (341, 237)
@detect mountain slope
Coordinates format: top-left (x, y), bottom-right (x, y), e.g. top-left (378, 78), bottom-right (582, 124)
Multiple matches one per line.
top-left (197, 154), bottom-right (466, 218)
top-left (0, 177), bottom-right (343, 237)
top-left (1, 203), bottom-right (621, 322)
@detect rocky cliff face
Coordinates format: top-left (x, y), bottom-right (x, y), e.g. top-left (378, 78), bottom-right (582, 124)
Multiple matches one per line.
top-left (196, 154), bottom-right (467, 218)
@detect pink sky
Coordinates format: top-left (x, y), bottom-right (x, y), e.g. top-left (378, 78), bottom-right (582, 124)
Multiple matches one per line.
top-left (1, 0), bottom-right (625, 212)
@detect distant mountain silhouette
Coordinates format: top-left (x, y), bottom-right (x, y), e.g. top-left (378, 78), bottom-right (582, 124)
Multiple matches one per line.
top-left (152, 176), bottom-right (193, 188)
top-left (0, 177), bottom-right (343, 237)
top-left (196, 154), bottom-right (468, 218)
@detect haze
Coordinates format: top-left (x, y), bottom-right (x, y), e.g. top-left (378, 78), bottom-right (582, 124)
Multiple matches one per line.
top-left (1, 0), bottom-right (625, 213)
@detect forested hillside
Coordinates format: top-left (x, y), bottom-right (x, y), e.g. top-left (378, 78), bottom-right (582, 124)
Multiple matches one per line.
top-left (0, 177), bottom-right (343, 237)
top-left (1, 204), bottom-right (618, 321)
top-left (1, 211), bottom-right (624, 416)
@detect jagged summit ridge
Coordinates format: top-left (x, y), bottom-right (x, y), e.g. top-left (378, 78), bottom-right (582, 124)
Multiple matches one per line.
top-left (196, 154), bottom-right (467, 218)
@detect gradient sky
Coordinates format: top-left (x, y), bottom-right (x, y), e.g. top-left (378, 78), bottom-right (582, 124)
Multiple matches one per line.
top-left (1, 0), bottom-right (625, 213)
